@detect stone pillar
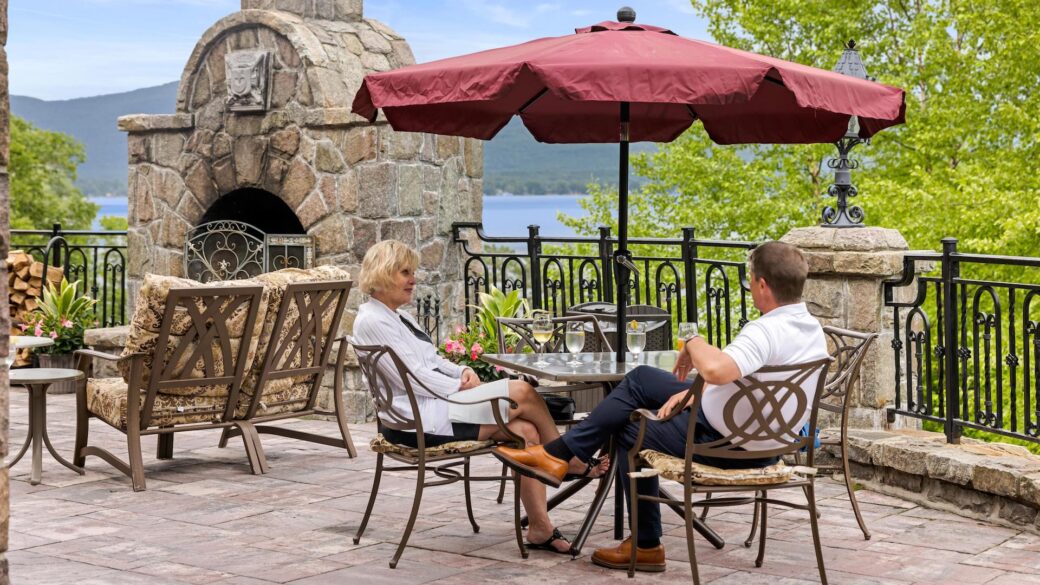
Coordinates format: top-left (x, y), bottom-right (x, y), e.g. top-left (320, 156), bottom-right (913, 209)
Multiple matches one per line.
top-left (781, 226), bottom-right (922, 431)
top-left (0, 0), bottom-right (10, 582)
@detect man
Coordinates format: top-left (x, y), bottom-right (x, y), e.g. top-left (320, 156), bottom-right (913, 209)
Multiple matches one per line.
top-left (492, 241), bottom-right (828, 572)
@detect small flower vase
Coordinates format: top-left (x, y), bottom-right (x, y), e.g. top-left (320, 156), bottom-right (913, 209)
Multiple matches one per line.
top-left (37, 353), bottom-right (79, 394)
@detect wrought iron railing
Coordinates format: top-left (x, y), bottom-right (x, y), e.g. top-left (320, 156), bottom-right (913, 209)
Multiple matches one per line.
top-left (10, 224), bottom-right (128, 327)
top-left (451, 222), bottom-right (757, 347)
top-left (884, 238), bottom-right (1040, 446)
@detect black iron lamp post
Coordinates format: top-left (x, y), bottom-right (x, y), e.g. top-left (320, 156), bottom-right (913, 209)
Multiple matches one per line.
top-left (822, 40), bottom-right (872, 228)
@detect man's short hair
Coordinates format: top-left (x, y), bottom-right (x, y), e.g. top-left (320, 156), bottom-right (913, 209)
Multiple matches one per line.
top-left (748, 241), bottom-right (808, 304)
top-left (359, 240), bottom-right (420, 295)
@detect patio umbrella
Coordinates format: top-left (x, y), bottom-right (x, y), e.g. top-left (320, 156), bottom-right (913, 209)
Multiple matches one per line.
top-left (352, 7), bottom-right (906, 362)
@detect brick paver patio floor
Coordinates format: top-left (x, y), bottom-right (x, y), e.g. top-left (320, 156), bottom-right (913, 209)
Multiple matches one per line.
top-left (8, 388), bottom-right (1040, 584)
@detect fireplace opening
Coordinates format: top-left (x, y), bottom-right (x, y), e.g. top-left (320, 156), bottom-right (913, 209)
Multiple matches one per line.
top-left (199, 188), bottom-right (305, 234)
top-left (186, 188), bottom-right (314, 282)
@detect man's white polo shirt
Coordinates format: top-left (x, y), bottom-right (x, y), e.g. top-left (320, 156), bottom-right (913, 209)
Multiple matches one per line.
top-left (700, 302), bottom-right (828, 452)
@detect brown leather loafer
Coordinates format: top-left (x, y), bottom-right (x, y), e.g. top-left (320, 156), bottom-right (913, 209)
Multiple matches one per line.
top-left (492, 445), bottom-right (568, 487)
top-left (591, 537), bottom-right (666, 572)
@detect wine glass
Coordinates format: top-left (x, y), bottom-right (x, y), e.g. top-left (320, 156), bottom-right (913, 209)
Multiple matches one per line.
top-left (626, 320), bottom-right (646, 364)
top-left (531, 312), bottom-right (553, 367)
top-left (676, 322), bottom-right (698, 351)
top-left (564, 322), bottom-right (586, 366)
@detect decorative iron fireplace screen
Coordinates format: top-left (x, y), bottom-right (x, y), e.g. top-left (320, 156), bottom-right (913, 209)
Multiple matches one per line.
top-left (185, 220), bottom-right (313, 282)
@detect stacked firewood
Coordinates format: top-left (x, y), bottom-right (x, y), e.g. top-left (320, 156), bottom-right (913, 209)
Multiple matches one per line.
top-left (6, 250), bottom-right (64, 333)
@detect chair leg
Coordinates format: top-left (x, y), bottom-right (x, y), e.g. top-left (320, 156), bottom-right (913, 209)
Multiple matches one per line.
top-left (217, 427), bottom-right (232, 448)
top-left (684, 492), bottom-right (701, 585)
top-left (627, 466), bottom-right (640, 578)
top-left (744, 490), bottom-right (762, 548)
top-left (806, 483), bottom-right (829, 584)
top-left (333, 379), bottom-right (358, 458)
top-left (496, 463), bottom-right (508, 504)
top-left (513, 469), bottom-right (528, 559)
top-left (390, 459), bottom-right (426, 569)
top-left (127, 427), bottom-right (147, 492)
top-left (73, 387), bottom-right (90, 468)
top-left (354, 453), bottom-right (383, 545)
top-left (463, 458), bottom-right (480, 533)
top-left (840, 442), bottom-right (871, 540)
top-left (699, 492), bottom-right (712, 521)
top-left (156, 432), bottom-right (174, 460)
top-left (754, 495), bottom-right (768, 568)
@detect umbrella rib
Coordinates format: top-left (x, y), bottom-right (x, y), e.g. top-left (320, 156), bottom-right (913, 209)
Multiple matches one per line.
top-left (686, 105), bottom-right (698, 121)
top-left (518, 88), bottom-right (549, 114)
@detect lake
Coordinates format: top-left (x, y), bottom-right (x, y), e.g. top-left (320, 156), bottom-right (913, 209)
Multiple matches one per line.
top-left (89, 194), bottom-right (590, 237)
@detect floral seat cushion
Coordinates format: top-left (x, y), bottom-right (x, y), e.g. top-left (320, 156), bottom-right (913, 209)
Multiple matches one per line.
top-left (236, 266), bottom-right (351, 413)
top-left (119, 273), bottom-right (270, 397)
top-left (87, 377), bottom-right (227, 429)
top-left (639, 449), bottom-right (795, 486)
top-left (370, 434), bottom-right (495, 458)
top-left (234, 382), bottom-right (313, 418)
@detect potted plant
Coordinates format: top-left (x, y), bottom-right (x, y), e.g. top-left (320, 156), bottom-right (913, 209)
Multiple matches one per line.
top-left (20, 279), bottom-right (97, 392)
top-left (439, 287), bottom-right (528, 382)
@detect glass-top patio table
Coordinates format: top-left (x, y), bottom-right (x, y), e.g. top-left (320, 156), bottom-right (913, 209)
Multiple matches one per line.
top-left (480, 350), bottom-right (725, 555)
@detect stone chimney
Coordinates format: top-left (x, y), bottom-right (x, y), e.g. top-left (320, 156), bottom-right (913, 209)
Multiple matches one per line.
top-left (241, 0), bottom-right (362, 21)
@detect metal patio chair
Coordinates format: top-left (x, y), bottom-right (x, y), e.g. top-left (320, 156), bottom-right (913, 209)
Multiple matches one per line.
top-left (347, 339), bottom-right (527, 569)
top-left (74, 285), bottom-right (265, 491)
top-left (627, 358), bottom-right (833, 584)
top-left (219, 279), bottom-right (356, 471)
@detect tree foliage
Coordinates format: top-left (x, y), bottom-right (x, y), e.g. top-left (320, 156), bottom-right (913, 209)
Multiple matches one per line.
top-left (562, 0), bottom-right (1040, 255)
top-left (10, 115), bottom-right (97, 230)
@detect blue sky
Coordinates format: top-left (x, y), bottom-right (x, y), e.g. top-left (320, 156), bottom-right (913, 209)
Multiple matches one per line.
top-left (9, 0), bottom-right (710, 100)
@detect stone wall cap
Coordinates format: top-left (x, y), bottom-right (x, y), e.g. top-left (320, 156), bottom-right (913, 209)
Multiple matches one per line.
top-left (84, 325), bottom-right (131, 347)
top-left (782, 226), bottom-right (909, 252)
top-left (118, 114), bottom-right (195, 133)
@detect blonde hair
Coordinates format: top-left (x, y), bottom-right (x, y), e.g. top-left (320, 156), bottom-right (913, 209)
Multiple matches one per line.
top-left (360, 240), bottom-right (420, 295)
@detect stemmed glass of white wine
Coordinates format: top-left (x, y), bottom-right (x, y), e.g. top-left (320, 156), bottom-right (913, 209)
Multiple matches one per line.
top-left (564, 321), bottom-right (586, 366)
top-left (530, 312), bottom-right (553, 367)
top-left (626, 320), bottom-right (646, 365)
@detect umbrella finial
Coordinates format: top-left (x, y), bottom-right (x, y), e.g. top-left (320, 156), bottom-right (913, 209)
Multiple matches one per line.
top-left (618, 6), bottom-right (636, 23)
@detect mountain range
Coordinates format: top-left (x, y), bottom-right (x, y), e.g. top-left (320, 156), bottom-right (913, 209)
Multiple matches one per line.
top-left (11, 83), bottom-right (650, 197)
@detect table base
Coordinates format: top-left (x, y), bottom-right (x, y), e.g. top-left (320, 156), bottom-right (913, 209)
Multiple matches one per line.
top-left (7, 384), bottom-right (85, 485)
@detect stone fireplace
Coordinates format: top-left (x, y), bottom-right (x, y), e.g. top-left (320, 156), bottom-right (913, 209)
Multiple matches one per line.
top-left (113, 0), bottom-right (484, 418)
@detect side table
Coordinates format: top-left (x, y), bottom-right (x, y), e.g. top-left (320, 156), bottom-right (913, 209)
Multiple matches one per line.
top-left (7, 368), bottom-right (86, 485)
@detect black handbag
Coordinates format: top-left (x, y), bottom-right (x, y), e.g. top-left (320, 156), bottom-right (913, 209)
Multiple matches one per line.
top-left (543, 393), bottom-right (576, 423)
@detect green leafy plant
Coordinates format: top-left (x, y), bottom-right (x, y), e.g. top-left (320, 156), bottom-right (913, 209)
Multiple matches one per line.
top-left (20, 279), bottom-right (98, 355)
top-left (439, 287), bottom-right (529, 382)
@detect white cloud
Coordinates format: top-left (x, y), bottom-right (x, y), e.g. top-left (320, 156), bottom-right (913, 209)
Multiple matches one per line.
top-left (456, 0), bottom-right (559, 28)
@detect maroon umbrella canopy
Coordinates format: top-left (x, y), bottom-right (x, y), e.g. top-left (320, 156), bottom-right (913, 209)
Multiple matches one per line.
top-left (352, 20), bottom-right (905, 144)
top-left (352, 9), bottom-right (906, 362)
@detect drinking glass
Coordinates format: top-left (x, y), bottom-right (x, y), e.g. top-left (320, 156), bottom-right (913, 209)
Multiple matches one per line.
top-left (531, 312), bottom-right (553, 367)
top-left (676, 322), bottom-right (698, 351)
top-left (564, 322), bottom-right (586, 366)
top-left (626, 321), bottom-right (646, 364)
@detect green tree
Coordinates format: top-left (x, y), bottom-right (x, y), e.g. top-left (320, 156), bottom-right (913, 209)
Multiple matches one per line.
top-left (10, 115), bottom-right (98, 231)
top-left (562, 0), bottom-right (1040, 254)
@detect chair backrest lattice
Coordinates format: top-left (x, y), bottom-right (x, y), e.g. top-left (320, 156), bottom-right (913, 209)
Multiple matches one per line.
top-left (350, 340), bottom-right (431, 435)
top-left (685, 358), bottom-right (832, 464)
top-left (820, 326), bottom-right (877, 415)
top-left (142, 286), bottom-right (265, 427)
top-left (496, 315), bottom-right (611, 355)
top-left (245, 280), bottom-right (352, 418)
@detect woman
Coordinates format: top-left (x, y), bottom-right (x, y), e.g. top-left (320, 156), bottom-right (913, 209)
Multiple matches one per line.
top-left (353, 240), bottom-right (606, 554)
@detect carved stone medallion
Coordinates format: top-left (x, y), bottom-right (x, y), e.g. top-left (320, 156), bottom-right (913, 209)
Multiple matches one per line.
top-left (225, 50), bottom-right (272, 112)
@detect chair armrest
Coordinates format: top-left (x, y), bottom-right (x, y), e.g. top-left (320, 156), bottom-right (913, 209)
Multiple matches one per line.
top-left (631, 407), bottom-right (663, 423)
top-left (74, 349), bottom-right (146, 363)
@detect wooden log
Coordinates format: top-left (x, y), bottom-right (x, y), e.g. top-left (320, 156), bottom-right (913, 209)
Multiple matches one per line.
top-left (8, 252), bottom-right (30, 270)
top-left (15, 265), bottom-right (29, 279)
top-left (46, 266), bottom-right (64, 283)
top-left (28, 262), bottom-right (44, 278)
top-left (26, 286), bottom-right (41, 297)
top-left (10, 291), bottom-right (25, 304)
top-left (13, 279), bottom-right (29, 291)
top-left (24, 298), bottom-right (37, 312)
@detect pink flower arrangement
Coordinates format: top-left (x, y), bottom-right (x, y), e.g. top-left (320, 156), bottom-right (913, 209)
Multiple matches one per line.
top-left (439, 322), bottom-right (510, 383)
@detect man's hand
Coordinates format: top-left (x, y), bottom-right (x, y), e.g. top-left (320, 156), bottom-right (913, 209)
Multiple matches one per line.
top-left (657, 390), bottom-right (693, 419)
top-left (672, 343), bottom-right (694, 382)
top-left (459, 368), bottom-right (481, 390)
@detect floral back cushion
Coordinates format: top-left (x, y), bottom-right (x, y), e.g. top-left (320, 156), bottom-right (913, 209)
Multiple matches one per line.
top-left (119, 273), bottom-right (270, 397)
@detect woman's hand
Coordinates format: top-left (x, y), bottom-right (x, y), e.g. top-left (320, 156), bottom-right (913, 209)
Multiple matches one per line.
top-left (657, 390), bottom-right (693, 419)
top-left (672, 343), bottom-right (694, 382)
top-left (459, 368), bottom-right (481, 390)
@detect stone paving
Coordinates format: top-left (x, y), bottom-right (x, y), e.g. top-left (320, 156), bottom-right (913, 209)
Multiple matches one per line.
top-left (8, 388), bottom-right (1040, 584)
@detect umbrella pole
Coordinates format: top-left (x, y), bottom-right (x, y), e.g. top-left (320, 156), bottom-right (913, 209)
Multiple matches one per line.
top-left (615, 102), bottom-right (630, 363)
